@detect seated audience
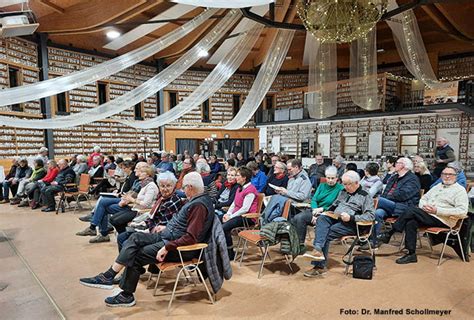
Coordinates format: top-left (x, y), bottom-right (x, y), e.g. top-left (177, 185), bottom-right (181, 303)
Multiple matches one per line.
top-left (221, 167), bottom-right (258, 260)
top-left (116, 171), bottom-right (183, 250)
top-left (11, 159), bottom-right (46, 206)
top-left (35, 147), bottom-right (49, 167)
top-left (215, 167), bottom-right (239, 213)
top-left (303, 171), bottom-right (375, 277)
top-left (378, 166), bottom-right (468, 264)
top-left (87, 146), bottom-right (102, 167)
top-left (292, 166), bottom-right (344, 247)
top-left (175, 154), bottom-right (183, 173)
top-left (88, 156), bottom-right (105, 184)
top-left (266, 155), bottom-right (280, 178)
top-left (176, 158), bottom-right (195, 190)
top-left (346, 162), bottom-right (365, 179)
top-left (431, 161), bottom-right (467, 189)
top-left (196, 160), bottom-right (218, 199)
top-left (1, 158), bottom-right (32, 203)
top-left (414, 161), bottom-right (433, 194)
top-left (333, 156), bottom-right (346, 179)
top-left (262, 159), bottom-right (312, 223)
top-left (0, 158), bottom-right (19, 187)
top-left (247, 161), bottom-right (267, 193)
top-left (104, 155), bottom-right (117, 172)
top-left (29, 160), bottom-right (59, 209)
top-left (236, 152), bottom-right (246, 167)
top-left (372, 157), bottom-right (421, 247)
top-left (146, 155), bottom-right (156, 171)
top-left (209, 155), bottom-right (222, 175)
top-left (308, 154), bottom-right (326, 189)
top-left (73, 155), bottom-right (89, 178)
top-left (360, 162), bottom-right (383, 198)
top-left (109, 165), bottom-right (158, 236)
top-left (255, 155), bottom-right (268, 175)
top-left (263, 161), bottom-right (289, 196)
top-left (79, 172), bottom-right (214, 307)
top-left (382, 156), bottom-right (397, 184)
top-left (39, 159), bottom-right (76, 212)
top-left (156, 152), bottom-right (174, 173)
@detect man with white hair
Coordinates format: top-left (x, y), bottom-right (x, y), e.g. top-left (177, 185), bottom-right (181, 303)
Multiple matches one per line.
top-left (87, 146), bottom-right (102, 167)
top-left (36, 147), bottom-right (49, 167)
top-left (378, 166), bottom-right (468, 264)
top-left (156, 152), bottom-right (174, 173)
top-left (372, 157), bottom-right (420, 247)
top-left (303, 171), bottom-right (375, 277)
top-left (79, 172), bottom-right (215, 307)
top-left (333, 155), bottom-right (346, 179)
top-left (433, 137), bottom-right (455, 178)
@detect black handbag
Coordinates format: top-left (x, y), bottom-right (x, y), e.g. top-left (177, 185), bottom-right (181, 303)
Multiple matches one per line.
top-left (342, 239), bottom-right (375, 280)
top-left (352, 256), bottom-right (374, 280)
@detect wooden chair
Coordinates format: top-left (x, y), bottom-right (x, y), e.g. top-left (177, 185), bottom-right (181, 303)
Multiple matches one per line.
top-left (146, 243), bottom-right (214, 315)
top-left (425, 217), bottom-right (467, 266)
top-left (56, 173), bottom-right (92, 214)
top-left (235, 199), bottom-right (292, 279)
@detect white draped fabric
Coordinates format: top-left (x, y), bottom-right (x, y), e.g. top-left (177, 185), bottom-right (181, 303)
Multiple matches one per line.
top-left (223, 29), bottom-right (295, 130)
top-left (0, 9), bottom-right (217, 107)
top-left (350, 28), bottom-right (381, 111)
top-left (119, 21), bottom-right (264, 129)
top-left (0, 10), bottom-right (241, 129)
top-left (306, 36), bottom-right (337, 119)
top-left (171, 0), bottom-right (274, 8)
top-left (386, 0), bottom-right (440, 88)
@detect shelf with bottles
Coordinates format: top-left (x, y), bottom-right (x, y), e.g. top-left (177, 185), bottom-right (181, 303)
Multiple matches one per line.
top-left (1, 38), bottom-right (38, 69)
top-left (438, 55), bottom-right (474, 80)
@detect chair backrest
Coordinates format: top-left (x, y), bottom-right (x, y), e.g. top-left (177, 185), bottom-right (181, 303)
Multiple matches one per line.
top-left (78, 173), bottom-right (91, 192)
top-left (467, 182), bottom-right (474, 193)
top-left (320, 177), bottom-right (328, 184)
top-left (452, 217), bottom-right (466, 231)
top-left (281, 200), bottom-right (291, 219)
top-left (255, 193), bottom-right (265, 215)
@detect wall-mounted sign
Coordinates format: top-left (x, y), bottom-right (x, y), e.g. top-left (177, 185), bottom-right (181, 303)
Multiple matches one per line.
top-left (423, 81), bottom-right (459, 105)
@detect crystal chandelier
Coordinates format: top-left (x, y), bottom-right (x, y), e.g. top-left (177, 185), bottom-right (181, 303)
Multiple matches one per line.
top-left (297, 0), bottom-right (388, 43)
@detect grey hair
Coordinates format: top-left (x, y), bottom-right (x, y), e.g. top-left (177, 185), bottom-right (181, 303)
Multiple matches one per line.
top-left (343, 170), bottom-right (360, 183)
top-left (325, 165), bottom-right (338, 177)
top-left (93, 146), bottom-right (101, 152)
top-left (39, 147), bottom-right (48, 153)
top-left (447, 161), bottom-right (463, 172)
top-left (398, 157), bottom-right (414, 171)
top-left (157, 171), bottom-right (177, 184)
top-left (196, 161), bottom-right (211, 173)
top-left (77, 155), bottom-right (87, 162)
top-left (275, 161), bottom-right (287, 172)
top-left (334, 155), bottom-right (345, 164)
top-left (92, 155), bottom-right (101, 162)
top-left (183, 171), bottom-right (204, 193)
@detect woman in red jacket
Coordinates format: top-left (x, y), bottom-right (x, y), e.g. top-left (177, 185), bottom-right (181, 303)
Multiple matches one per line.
top-left (28, 160), bottom-right (59, 209)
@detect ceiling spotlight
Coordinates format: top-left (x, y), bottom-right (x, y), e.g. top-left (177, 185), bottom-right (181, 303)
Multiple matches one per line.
top-left (198, 49), bottom-right (209, 58)
top-left (106, 30), bottom-right (121, 39)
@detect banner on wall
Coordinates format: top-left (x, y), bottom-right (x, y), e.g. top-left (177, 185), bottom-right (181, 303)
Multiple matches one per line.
top-left (423, 81), bottom-right (459, 105)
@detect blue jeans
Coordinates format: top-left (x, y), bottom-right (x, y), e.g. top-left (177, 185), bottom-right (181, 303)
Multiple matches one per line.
top-left (312, 215), bottom-right (356, 268)
top-left (373, 197), bottom-right (397, 240)
top-left (91, 196), bottom-right (122, 236)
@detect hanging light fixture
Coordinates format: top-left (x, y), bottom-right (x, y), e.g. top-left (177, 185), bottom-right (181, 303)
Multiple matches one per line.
top-left (297, 0), bottom-right (388, 43)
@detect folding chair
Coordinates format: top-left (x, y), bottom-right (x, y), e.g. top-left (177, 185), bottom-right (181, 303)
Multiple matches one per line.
top-left (340, 220), bottom-right (376, 275)
top-left (146, 243), bottom-right (214, 315)
top-left (425, 217), bottom-right (467, 266)
top-left (235, 199), bottom-right (292, 279)
top-left (56, 173), bottom-right (92, 214)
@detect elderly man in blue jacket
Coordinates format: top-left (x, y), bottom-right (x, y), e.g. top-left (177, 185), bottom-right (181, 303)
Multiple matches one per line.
top-left (372, 157), bottom-right (420, 247)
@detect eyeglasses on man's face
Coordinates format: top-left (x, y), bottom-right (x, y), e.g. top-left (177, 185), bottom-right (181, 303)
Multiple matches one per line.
top-left (441, 173), bottom-right (456, 177)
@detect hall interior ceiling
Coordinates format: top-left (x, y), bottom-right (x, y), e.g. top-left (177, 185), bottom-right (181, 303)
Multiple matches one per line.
top-left (2, 0), bottom-right (473, 72)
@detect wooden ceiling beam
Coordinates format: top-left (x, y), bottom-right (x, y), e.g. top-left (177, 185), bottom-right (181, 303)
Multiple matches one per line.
top-left (38, 0), bottom-right (159, 34)
top-left (38, 0), bottom-right (65, 14)
top-left (420, 4), bottom-right (472, 42)
top-left (434, 2), bottom-right (474, 40)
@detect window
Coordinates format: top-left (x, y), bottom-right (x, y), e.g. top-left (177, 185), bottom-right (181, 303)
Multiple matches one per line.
top-left (202, 99), bottom-right (210, 123)
top-left (169, 91), bottom-right (178, 109)
top-left (97, 82), bottom-right (109, 105)
top-left (9, 67), bottom-right (22, 111)
top-left (265, 95), bottom-right (274, 109)
top-left (134, 102), bottom-right (143, 120)
top-left (233, 94), bottom-right (241, 116)
top-left (400, 134), bottom-right (418, 155)
top-left (343, 136), bottom-right (357, 155)
top-left (55, 92), bottom-right (69, 115)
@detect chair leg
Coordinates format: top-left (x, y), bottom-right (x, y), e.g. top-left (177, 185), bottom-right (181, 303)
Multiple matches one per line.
top-left (437, 234), bottom-right (450, 266)
top-left (239, 240), bottom-right (248, 267)
top-left (146, 272), bottom-right (154, 289)
top-left (258, 244), bottom-right (269, 279)
top-left (167, 268), bottom-right (185, 315)
top-left (152, 270), bottom-right (163, 296)
top-left (284, 255), bottom-right (294, 273)
top-left (195, 267), bottom-right (215, 305)
top-left (234, 237), bottom-right (242, 262)
top-left (456, 233), bottom-right (466, 262)
top-left (344, 245), bottom-right (356, 276)
top-left (417, 232), bottom-right (423, 249)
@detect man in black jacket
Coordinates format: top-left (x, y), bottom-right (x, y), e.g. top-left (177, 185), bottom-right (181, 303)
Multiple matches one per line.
top-left (40, 159), bottom-right (76, 212)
